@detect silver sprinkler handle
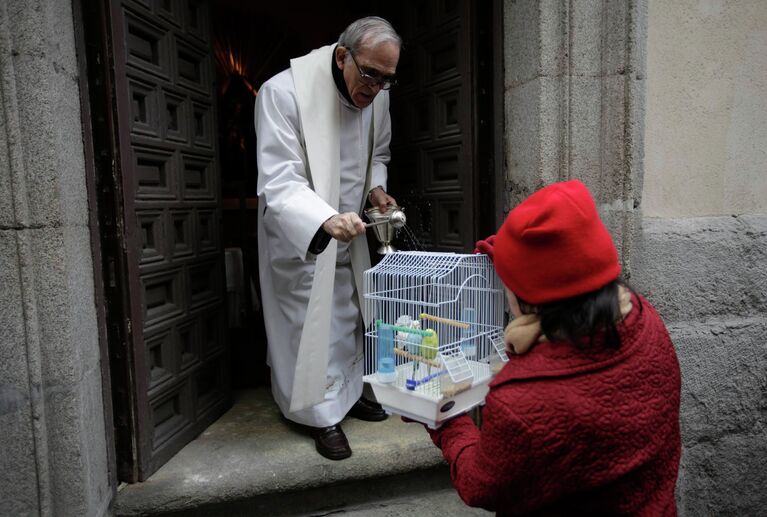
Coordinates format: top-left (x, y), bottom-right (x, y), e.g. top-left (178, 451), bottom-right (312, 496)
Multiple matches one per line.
top-left (364, 208), bottom-right (407, 229)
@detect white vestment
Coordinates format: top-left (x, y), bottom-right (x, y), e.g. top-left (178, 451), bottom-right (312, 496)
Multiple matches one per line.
top-left (254, 45), bottom-right (391, 427)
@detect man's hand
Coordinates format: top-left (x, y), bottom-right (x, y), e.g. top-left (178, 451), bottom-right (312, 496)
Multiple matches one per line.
top-left (322, 212), bottom-right (367, 242)
top-left (369, 186), bottom-right (397, 212)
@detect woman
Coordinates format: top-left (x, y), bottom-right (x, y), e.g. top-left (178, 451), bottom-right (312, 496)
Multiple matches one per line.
top-left (426, 180), bottom-right (681, 516)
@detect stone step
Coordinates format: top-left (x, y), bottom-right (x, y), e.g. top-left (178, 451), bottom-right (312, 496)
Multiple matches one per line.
top-left (114, 388), bottom-right (490, 516)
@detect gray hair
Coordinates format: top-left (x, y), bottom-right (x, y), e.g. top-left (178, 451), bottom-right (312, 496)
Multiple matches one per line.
top-left (338, 16), bottom-right (402, 52)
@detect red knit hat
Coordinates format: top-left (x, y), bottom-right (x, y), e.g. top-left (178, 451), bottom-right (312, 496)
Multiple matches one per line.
top-left (493, 180), bottom-right (620, 305)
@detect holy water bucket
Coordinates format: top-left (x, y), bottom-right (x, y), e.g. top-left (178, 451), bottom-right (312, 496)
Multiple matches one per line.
top-left (364, 205), bottom-right (406, 255)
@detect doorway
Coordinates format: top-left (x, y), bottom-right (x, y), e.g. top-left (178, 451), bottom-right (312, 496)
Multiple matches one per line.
top-left (82, 0), bottom-right (500, 483)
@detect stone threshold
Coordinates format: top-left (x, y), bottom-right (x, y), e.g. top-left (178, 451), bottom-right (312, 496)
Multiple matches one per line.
top-left (114, 388), bottom-right (452, 516)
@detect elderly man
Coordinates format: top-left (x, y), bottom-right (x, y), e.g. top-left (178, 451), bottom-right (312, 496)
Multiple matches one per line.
top-left (254, 17), bottom-right (401, 460)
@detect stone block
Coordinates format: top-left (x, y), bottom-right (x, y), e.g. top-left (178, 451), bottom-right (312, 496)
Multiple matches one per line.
top-left (670, 319), bottom-right (767, 516)
top-left (1, 224), bottom-right (105, 517)
top-left (596, 75), bottom-right (631, 200)
top-left (79, 368), bottom-right (111, 514)
top-left (601, 0), bottom-right (634, 76)
top-left (48, 0), bottom-right (89, 230)
top-left (27, 225), bottom-right (100, 386)
top-left (739, 216), bottom-right (767, 309)
top-left (0, 405), bottom-right (39, 516)
top-left (631, 216), bottom-right (767, 322)
top-left (567, 75), bottom-right (606, 185)
top-left (740, 214), bottom-right (767, 234)
top-left (0, 230), bottom-right (41, 516)
top-left (568, 0), bottom-right (639, 77)
top-left (0, 231), bottom-right (26, 383)
top-left (537, 76), bottom-right (567, 188)
top-left (599, 208), bottom-right (637, 276)
top-left (512, 74), bottom-right (633, 202)
top-left (62, 225), bottom-right (100, 369)
top-left (630, 0), bottom-right (648, 81)
top-left (505, 79), bottom-right (542, 200)
top-left (4, 0), bottom-right (88, 230)
top-left (505, 75), bottom-right (567, 203)
top-left (506, 0), bottom-right (639, 85)
top-left (504, 0), bottom-right (572, 86)
top-left (678, 433), bottom-right (767, 516)
top-left (53, 77), bottom-right (89, 228)
top-left (569, 0), bottom-right (604, 76)
top-left (671, 320), bottom-right (766, 440)
top-left (627, 73), bottom-right (646, 207)
top-left (7, 55), bottom-right (62, 227)
top-left (45, 367), bottom-right (110, 516)
top-left (504, 0), bottom-right (544, 87)
top-left (0, 109), bottom-right (15, 229)
top-left (5, 0), bottom-right (63, 228)
top-left (47, 0), bottom-right (80, 78)
top-left (538, 0), bottom-right (567, 79)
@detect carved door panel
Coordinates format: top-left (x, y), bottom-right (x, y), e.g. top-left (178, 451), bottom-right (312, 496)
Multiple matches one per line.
top-left (374, 0), bottom-right (495, 251)
top-left (106, 0), bottom-right (230, 481)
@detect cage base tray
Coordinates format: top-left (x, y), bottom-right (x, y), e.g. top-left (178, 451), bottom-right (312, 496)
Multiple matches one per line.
top-left (363, 373), bottom-right (491, 429)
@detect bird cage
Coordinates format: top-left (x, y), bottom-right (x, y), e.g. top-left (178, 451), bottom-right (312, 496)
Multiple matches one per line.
top-left (363, 251), bottom-right (507, 428)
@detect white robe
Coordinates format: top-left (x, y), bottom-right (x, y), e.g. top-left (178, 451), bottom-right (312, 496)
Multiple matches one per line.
top-left (254, 45), bottom-right (391, 427)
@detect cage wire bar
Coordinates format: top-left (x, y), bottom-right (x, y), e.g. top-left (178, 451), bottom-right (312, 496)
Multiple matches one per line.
top-left (363, 252), bottom-right (506, 406)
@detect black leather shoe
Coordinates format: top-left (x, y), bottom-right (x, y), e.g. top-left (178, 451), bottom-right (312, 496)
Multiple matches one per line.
top-left (347, 396), bottom-right (388, 422)
top-left (310, 424), bottom-right (352, 460)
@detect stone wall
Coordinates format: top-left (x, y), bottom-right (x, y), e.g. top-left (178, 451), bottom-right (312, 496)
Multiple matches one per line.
top-left (631, 215), bottom-right (767, 515)
top-left (644, 0), bottom-right (767, 217)
top-left (503, 0), bottom-right (646, 270)
top-left (641, 1), bottom-right (767, 511)
top-left (503, 0), bottom-right (767, 515)
top-left (0, 0), bottom-right (111, 515)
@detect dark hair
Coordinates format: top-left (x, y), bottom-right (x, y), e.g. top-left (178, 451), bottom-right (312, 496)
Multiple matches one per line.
top-left (517, 278), bottom-right (641, 349)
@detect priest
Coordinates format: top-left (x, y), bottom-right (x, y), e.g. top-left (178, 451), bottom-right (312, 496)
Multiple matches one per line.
top-left (254, 17), bottom-right (401, 460)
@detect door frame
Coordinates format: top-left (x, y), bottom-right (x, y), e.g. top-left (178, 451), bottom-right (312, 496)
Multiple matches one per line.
top-left (468, 0), bottom-right (505, 239)
top-left (72, 0), bottom-right (119, 492)
top-left (73, 0), bottom-right (141, 483)
top-left (75, 0), bottom-right (232, 482)
top-left (477, 0), bottom-right (505, 235)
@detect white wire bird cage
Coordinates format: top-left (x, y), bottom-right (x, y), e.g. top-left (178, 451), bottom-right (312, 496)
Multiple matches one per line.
top-left (363, 251), bottom-right (507, 427)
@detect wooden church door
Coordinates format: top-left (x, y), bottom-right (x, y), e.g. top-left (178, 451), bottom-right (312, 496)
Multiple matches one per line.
top-left (84, 0), bottom-right (231, 481)
top-left (372, 1), bottom-right (499, 251)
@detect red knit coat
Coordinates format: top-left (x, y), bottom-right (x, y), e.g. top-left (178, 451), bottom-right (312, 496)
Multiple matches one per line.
top-left (428, 295), bottom-right (681, 516)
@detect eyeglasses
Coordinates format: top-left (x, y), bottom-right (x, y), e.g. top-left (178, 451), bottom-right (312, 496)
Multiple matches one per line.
top-left (348, 51), bottom-right (397, 90)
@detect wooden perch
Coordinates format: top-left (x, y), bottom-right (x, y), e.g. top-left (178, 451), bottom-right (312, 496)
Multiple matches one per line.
top-left (393, 347), bottom-right (441, 368)
top-left (420, 312), bottom-right (470, 329)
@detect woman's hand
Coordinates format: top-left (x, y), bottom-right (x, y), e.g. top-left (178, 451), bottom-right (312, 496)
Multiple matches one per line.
top-left (474, 234), bottom-right (496, 260)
